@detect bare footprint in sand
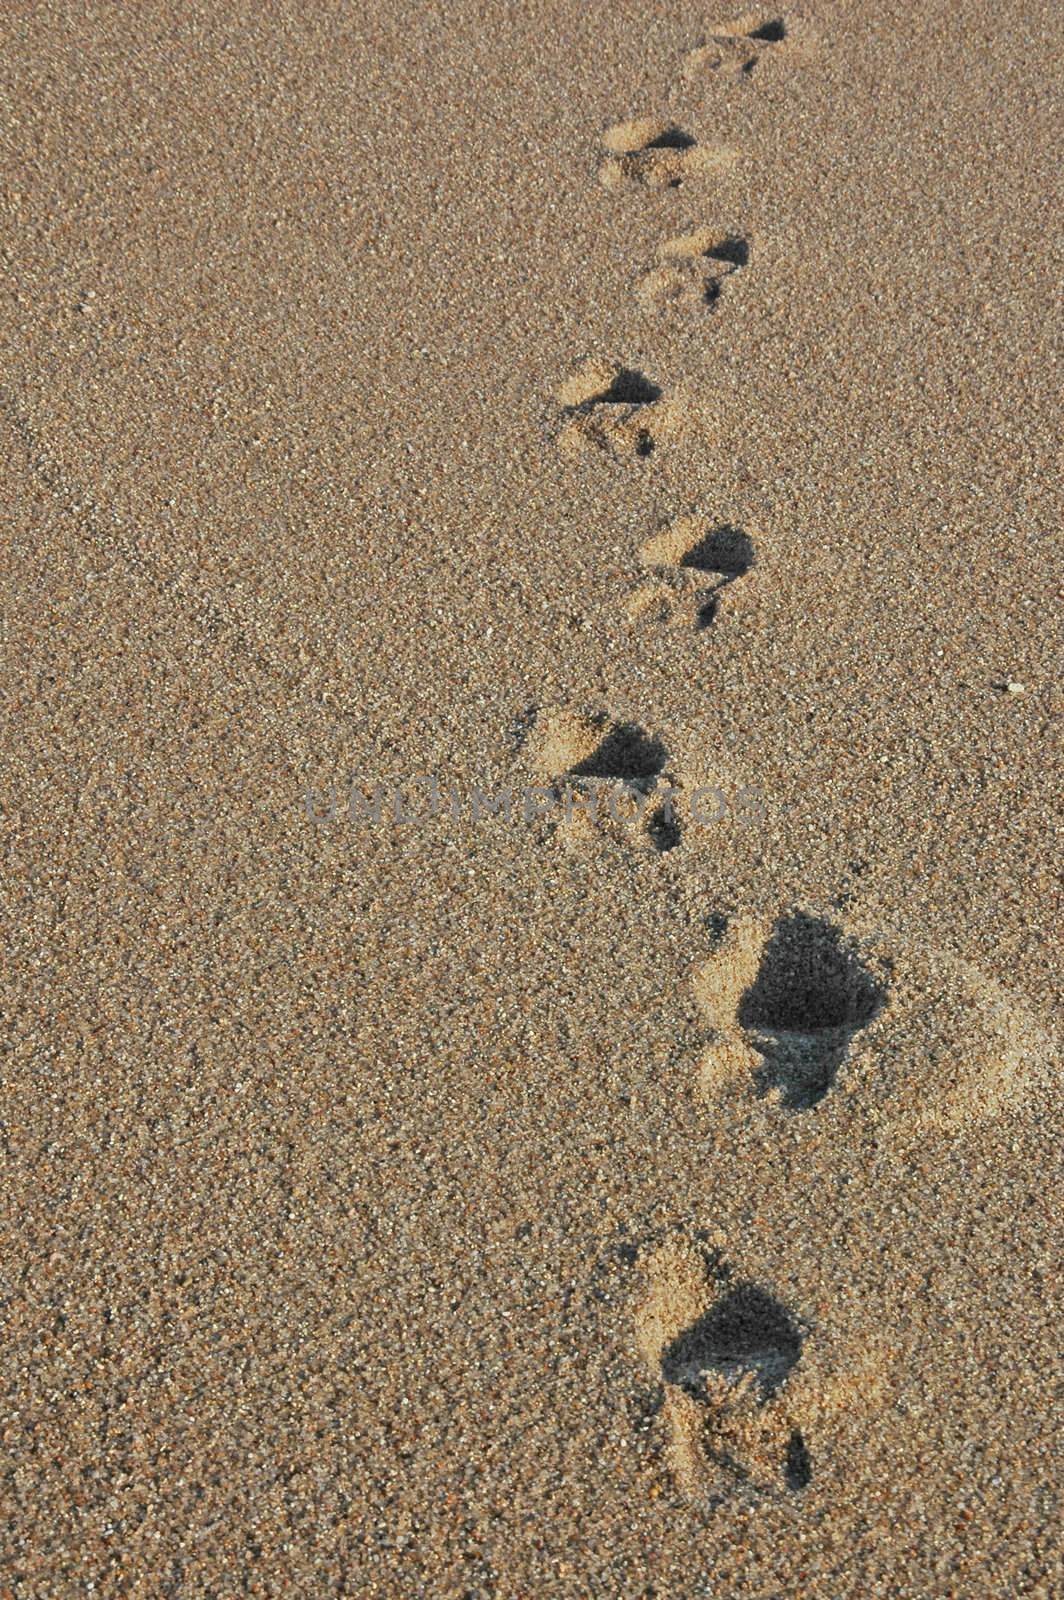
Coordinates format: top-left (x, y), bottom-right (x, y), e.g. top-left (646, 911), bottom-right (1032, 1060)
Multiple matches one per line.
top-left (556, 359), bottom-right (707, 462)
top-left (694, 911), bottom-right (888, 1111)
top-left (692, 911), bottom-right (1057, 1131)
top-left (626, 514), bottom-right (756, 630)
top-left (683, 14), bottom-right (788, 79)
top-left (598, 119), bottom-right (740, 192)
top-left (634, 1236), bottom-right (811, 1497)
top-left (523, 705), bottom-right (684, 854)
top-left (631, 1233), bottom-right (894, 1503)
top-left (637, 229), bottom-right (750, 315)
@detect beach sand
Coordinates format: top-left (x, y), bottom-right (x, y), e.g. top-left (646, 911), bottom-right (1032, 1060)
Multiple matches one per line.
top-left (1, 0), bottom-right (1061, 1592)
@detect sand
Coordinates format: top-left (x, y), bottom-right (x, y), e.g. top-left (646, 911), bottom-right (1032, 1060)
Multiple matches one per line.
top-left (1, 0), bottom-right (1061, 1593)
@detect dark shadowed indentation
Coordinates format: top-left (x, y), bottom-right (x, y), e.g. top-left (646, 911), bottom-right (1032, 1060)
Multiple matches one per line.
top-left (681, 524), bottom-right (756, 578)
top-left (644, 126), bottom-right (697, 151)
top-left (738, 912), bottom-right (884, 1032)
top-left (606, 369), bottom-right (662, 405)
top-left (661, 1283), bottom-right (803, 1401)
top-left (570, 723), bottom-right (667, 789)
top-left (695, 592), bottom-right (721, 630)
top-left (785, 1429), bottom-right (812, 1489)
top-left (567, 369), bottom-right (662, 414)
top-left (737, 912), bottom-right (887, 1109)
top-left (748, 18), bottom-right (786, 42)
top-left (706, 235), bottom-right (750, 269)
top-left (647, 804), bottom-right (682, 852)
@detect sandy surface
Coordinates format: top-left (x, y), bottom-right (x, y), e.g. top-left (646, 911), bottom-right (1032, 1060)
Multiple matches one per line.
top-left (1, 0), bottom-right (1062, 1593)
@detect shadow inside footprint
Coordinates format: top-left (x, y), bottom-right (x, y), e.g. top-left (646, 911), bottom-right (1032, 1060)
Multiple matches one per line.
top-left (570, 722), bottom-right (667, 791)
top-left (737, 912), bottom-right (886, 1109)
top-left (678, 524), bottom-right (756, 629)
top-left (598, 369), bottom-right (662, 407)
top-left (785, 1428), bottom-right (812, 1489)
top-left (662, 1283), bottom-right (803, 1402)
top-left (701, 240), bottom-right (749, 304)
top-left (647, 802), bottom-right (682, 852)
top-left (748, 18), bottom-right (786, 43)
top-left (681, 524), bottom-right (756, 579)
top-left (643, 126), bottom-right (697, 151)
top-left (705, 236), bottom-right (750, 270)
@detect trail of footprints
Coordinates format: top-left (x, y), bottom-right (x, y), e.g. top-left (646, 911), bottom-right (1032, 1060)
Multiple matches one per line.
top-left (525, 12), bottom-right (1057, 1508)
top-left (620, 906), bottom-right (1052, 1504)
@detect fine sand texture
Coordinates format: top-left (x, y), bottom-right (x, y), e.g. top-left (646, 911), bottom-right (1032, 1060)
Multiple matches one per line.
top-left (1, 0), bottom-right (1062, 1594)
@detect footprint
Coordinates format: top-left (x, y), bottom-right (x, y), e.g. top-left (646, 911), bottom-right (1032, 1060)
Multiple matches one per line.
top-left (524, 705), bottom-right (683, 852)
top-left (634, 1237), bottom-right (811, 1497)
top-left (556, 359), bottom-right (696, 462)
top-left (522, 712), bottom-right (764, 852)
top-left (693, 914), bottom-right (1057, 1129)
top-left (627, 514), bottom-right (756, 630)
top-left (683, 14), bottom-right (787, 79)
top-left (694, 912), bottom-right (888, 1110)
top-left (637, 229), bottom-right (750, 314)
top-left (599, 119), bottom-right (740, 192)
